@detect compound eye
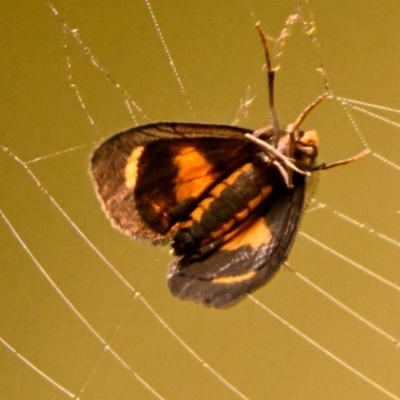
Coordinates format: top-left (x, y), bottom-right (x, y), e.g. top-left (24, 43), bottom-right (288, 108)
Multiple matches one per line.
top-left (295, 129), bottom-right (305, 140)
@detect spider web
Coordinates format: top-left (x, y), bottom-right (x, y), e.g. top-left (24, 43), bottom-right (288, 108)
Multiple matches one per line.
top-left (1, 1), bottom-right (400, 399)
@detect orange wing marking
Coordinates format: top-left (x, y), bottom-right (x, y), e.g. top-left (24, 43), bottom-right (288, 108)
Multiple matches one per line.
top-left (221, 217), bottom-right (272, 251)
top-left (212, 270), bottom-right (257, 284)
top-left (174, 147), bottom-right (218, 202)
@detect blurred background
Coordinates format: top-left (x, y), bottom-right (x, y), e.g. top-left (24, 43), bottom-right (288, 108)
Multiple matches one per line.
top-left (1, 1), bottom-right (400, 399)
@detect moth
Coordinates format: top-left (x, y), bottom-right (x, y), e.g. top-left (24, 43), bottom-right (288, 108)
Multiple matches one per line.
top-left (90, 22), bottom-right (367, 308)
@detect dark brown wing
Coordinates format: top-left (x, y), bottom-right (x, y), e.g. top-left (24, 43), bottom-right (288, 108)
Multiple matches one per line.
top-left (90, 122), bottom-right (256, 244)
top-left (167, 174), bottom-right (307, 308)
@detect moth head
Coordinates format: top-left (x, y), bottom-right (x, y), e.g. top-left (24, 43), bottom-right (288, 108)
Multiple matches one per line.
top-left (294, 129), bottom-right (319, 168)
top-left (254, 126), bottom-right (319, 171)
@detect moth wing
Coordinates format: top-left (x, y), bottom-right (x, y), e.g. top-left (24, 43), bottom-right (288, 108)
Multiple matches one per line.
top-left (167, 176), bottom-right (307, 307)
top-left (91, 122), bottom-right (254, 244)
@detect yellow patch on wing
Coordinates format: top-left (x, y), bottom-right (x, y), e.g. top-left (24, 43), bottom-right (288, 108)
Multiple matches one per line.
top-left (221, 217), bottom-right (272, 251)
top-left (125, 146), bottom-right (145, 189)
top-left (212, 270), bottom-right (256, 284)
top-left (174, 147), bottom-right (218, 202)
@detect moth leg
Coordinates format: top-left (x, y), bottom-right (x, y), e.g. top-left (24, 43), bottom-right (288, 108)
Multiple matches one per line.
top-left (311, 149), bottom-right (370, 171)
top-left (288, 93), bottom-right (331, 135)
top-left (286, 93), bottom-right (330, 187)
top-left (252, 125), bottom-right (271, 138)
top-left (272, 160), bottom-right (290, 187)
top-left (245, 133), bottom-right (310, 179)
top-left (255, 153), bottom-right (290, 187)
top-left (255, 21), bottom-right (280, 147)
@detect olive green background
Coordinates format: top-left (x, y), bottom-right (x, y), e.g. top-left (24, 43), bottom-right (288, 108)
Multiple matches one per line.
top-left (1, 1), bottom-right (400, 399)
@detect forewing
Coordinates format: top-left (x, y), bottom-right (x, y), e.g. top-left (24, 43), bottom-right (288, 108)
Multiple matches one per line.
top-left (167, 175), bottom-right (307, 307)
top-left (91, 122), bottom-right (254, 244)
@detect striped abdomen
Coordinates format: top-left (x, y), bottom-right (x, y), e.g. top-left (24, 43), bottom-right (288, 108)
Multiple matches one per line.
top-left (172, 162), bottom-right (276, 256)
